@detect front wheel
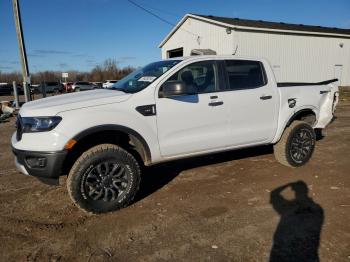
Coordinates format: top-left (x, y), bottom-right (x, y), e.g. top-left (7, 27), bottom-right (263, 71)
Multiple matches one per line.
top-left (274, 121), bottom-right (316, 167)
top-left (67, 144), bottom-right (141, 214)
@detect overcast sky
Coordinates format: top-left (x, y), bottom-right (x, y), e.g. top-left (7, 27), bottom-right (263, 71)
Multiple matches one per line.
top-left (1, 0), bottom-right (349, 73)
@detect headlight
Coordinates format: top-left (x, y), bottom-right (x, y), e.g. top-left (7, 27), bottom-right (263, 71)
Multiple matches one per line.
top-left (21, 116), bottom-right (62, 132)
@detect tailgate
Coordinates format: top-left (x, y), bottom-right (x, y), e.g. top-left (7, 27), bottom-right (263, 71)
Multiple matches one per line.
top-left (315, 84), bottom-right (339, 128)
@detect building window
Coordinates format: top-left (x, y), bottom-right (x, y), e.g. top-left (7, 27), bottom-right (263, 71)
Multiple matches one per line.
top-left (167, 48), bottom-right (183, 58)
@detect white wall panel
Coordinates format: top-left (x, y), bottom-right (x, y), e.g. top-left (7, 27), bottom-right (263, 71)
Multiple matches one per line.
top-left (162, 18), bottom-right (235, 58)
top-left (161, 18), bottom-right (350, 85)
top-left (236, 30), bottom-right (350, 84)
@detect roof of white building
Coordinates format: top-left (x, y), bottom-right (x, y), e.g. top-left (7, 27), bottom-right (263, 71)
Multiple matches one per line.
top-left (159, 14), bottom-right (350, 47)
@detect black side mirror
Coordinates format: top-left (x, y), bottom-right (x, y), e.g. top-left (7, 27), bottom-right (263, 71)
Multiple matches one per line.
top-left (161, 80), bottom-right (197, 98)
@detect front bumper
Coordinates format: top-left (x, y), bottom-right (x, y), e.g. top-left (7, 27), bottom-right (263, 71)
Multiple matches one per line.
top-left (12, 147), bottom-right (67, 179)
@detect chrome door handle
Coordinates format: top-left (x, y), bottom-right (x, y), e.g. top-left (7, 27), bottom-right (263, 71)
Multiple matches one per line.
top-left (260, 95), bottom-right (272, 100)
top-left (208, 101), bottom-right (223, 106)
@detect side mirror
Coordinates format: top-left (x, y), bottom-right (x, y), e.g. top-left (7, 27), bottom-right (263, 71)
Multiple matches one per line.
top-left (161, 80), bottom-right (197, 98)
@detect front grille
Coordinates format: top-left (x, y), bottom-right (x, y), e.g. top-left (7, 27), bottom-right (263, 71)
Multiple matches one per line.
top-left (16, 115), bottom-right (23, 141)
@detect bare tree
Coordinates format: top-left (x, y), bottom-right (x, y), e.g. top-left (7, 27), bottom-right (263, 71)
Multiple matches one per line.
top-left (0, 59), bottom-right (135, 84)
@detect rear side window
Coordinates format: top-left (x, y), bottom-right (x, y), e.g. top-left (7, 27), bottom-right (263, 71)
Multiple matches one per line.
top-left (224, 60), bottom-right (267, 90)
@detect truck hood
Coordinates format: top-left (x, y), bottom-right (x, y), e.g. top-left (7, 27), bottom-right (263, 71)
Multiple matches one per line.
top-left (19, 89), bottom-right (131, 116)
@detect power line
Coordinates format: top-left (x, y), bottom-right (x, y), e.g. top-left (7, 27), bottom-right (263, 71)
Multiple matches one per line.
top-left (135, 0), bottom-right (182, 19)
top-left (126, 0), bottom-right (200, 38)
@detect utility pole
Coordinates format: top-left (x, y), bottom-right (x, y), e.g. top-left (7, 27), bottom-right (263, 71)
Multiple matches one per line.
top-left (12, 0), bottom-right (31, 102)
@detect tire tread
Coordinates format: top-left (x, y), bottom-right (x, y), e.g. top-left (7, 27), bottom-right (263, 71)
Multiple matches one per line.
top-left (67, 144), bottom-right (140, 214)
top-left (274, 121), bottom-right (315, 168)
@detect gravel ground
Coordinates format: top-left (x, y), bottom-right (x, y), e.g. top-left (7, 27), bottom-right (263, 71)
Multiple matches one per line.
top-left (0, 93), bottom-right (349, 261)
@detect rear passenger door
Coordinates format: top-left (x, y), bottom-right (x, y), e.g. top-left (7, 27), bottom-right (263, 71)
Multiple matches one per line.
top-left (221, 59), bottom-right (277, 146)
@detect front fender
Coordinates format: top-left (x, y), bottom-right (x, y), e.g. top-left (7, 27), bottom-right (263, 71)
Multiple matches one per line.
top-left (55, 104), bottom-right (161, 163)
top-left (72, 124), bottom-right (152, 164)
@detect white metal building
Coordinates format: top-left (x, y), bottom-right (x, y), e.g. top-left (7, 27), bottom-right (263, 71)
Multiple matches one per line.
top-left (159, 14), bottom-right (350, 86)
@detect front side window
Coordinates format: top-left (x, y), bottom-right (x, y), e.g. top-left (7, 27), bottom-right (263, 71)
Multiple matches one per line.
top-left (110, 60), bottom-right (181, 93)
top-left (167, 60), bottom-right (218, 94)
top-left (224, 60), bottom-right (267, 90)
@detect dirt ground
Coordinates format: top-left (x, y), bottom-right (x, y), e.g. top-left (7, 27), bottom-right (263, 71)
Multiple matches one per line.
top-left (0, 93), bottom-right (349, 262)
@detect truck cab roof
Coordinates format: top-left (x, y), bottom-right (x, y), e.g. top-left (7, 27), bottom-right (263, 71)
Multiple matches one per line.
top-left (164, 55), bottom-right (265, 62)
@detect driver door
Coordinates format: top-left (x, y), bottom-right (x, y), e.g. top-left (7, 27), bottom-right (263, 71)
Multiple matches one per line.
top-left (155, 60), bottom-right (229, 158)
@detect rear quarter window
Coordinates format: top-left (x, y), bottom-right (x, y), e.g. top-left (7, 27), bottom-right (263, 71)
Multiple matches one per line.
top-left (224, 60), bottom-right (267, 90)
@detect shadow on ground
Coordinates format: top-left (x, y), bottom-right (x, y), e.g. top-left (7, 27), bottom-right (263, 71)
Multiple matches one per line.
top-left (269, 181), bottom-right (324, 262)
top-left (136, 145), bottom-right (273, 202)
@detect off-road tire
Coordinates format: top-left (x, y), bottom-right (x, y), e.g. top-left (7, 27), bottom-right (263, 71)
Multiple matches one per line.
top-left (274, 121), bottom-right (316, 167)
top-left (67, 144), bottom-right (141, 214)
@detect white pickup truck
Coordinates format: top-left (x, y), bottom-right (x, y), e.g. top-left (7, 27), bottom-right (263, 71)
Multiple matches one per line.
top-left (12, 56), bottom-right (339, 213)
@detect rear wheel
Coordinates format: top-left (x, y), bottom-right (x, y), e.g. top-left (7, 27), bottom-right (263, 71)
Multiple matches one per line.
top-left (67, 144), bottom-right (141, 214)
top-left (274, 121), bottom-right (316, 167)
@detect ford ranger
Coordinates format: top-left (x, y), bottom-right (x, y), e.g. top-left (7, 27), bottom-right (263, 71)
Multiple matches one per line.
top-left (12, 56), bottom-right (339, 213)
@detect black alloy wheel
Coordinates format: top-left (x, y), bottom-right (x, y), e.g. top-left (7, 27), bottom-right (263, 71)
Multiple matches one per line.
top-left (288, 127), bottom-right (314, 164)
top-left (274, 121), bottom-right (316, 167)
top-left (82, 161), bottom-right (130, 202)
top-left (67, 144), bottom-right (141, 214)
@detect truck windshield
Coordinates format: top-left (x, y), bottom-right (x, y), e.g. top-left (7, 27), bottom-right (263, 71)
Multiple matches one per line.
top-left (109, 60), bottom-right (181, 93)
